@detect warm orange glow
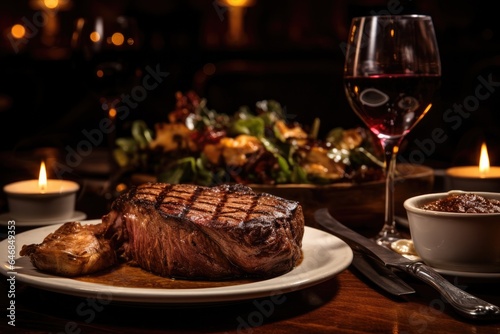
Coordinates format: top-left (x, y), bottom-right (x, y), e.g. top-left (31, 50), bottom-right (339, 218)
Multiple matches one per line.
top-left (116, 183), bottom-right (127, 193)
top-left (479, 142), bottom-right (490, 175)
top-left (349, 26), bottom-right (357, 44)
top-left (111, 32), bottom-right (124, 46)
top-left (38, 161), bottom-right (47, 192)
top-left (226, 0), bottom-right (252, 6)
top-left (414, 104), bottom-right (433, 125)
top-left (390, 29), bottom-right (395, 37)
top-left (96, 69), bottom-right (104, 78)
top-left (43, 0), bottom-right (59, 9)
top-left (11, 24), bottom-right (26, 39)
top-left (423, 103), bottom-right (432, 114)
top-left (126, 37), bottom-right (135, 45)
top-left (109, 107), bottom-right (117, 119)
top-left (30, 0), bottom-right (71, 11)
top-left (90, 31), bottom-right (100, 42)
top-left (203, 63), bottom-right (216, 76)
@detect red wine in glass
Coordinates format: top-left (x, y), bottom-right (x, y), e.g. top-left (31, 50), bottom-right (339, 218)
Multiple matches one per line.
top-left (344, 74), bottom-right (441, 138)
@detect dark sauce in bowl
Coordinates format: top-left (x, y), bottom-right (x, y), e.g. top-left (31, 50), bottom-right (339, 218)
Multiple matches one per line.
top-left (421, 193), bottom-right (500, 213)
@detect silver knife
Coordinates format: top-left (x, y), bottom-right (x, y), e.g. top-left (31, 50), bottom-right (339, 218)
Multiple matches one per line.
top-left (314, 208), bottom-right (500, 320)
top-left (351, 251), bottom-right (415, 296)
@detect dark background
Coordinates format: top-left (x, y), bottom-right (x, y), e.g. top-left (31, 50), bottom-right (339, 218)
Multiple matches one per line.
top-left (1, 0), bottom-right (499, 186)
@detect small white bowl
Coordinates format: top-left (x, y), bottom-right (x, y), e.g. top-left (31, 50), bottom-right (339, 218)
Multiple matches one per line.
top-left (404, 191), bottom-right (500, 273)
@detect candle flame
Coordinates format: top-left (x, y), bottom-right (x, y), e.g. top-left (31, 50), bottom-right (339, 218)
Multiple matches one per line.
top-left (225, 0), bottom-right (253, 6)
top-left (479, 142), bottom-right (490, 175)
top-left (39, 161), bottom-right (47, 192)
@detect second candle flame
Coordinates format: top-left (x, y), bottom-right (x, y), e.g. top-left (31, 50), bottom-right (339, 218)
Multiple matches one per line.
top-left (479, 142), bottom-right (490, 176)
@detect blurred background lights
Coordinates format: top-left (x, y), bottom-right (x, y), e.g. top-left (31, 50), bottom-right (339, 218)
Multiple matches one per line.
top-left (111, 32), bottom-right (124, 46)
top-left (43, 0), bottom-right (59, 9)
top-left (90, 31), bottom-right (101, 43)
top-left (30, 0), bottom-right (72, 10)
top-left (224, 0), bottom-right (254, 6)
top-left (203, 63), bottom-right (216, 76)
top-left (108, 107), bottom-right (117, 119)
top-left (10, 24), bottom-right (26, 39)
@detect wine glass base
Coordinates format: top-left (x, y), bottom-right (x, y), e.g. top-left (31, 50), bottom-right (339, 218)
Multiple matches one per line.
top-left (375, 236), bottom-right (401, 248)
top-left (373, 226), bottom-right (401, 248)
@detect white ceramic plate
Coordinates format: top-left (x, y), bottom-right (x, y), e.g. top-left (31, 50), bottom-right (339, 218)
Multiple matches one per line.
top-left (0, 221), bottom-right (353, 304)
top-left (0, 211), bottom-right (87, 227)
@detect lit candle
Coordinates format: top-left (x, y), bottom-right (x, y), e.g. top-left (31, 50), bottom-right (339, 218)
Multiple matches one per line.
top-left (30, 0), bottom-right (73, 47)
top-left (445, 142), bottom-right (500, 192)
top-left (218, 0), bottom-right (255, 46)
top-left (3, 161), bottom-right (80, 221)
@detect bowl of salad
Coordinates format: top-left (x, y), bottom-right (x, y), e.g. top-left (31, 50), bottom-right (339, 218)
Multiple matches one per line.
top-left (114, 91), bottom-right (434, 228)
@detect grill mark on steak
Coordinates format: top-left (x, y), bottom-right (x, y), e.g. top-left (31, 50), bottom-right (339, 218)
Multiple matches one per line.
top-left (127, 185), bottom-right (137, 201)
top-left (243, 193), bottom-right (259, 223)
top-left (211, 187), bottom-right (228, 223)
top-left (159, 187), bottom-right (202, 218)
top-left (147, 184), bottom-right (264, 225)
top-left (155, 183), bottom-right (173, 210)
top-left (180, 185), bottom-right (203, 219)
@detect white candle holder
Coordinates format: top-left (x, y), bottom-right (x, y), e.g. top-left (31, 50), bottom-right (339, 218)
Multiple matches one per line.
top-left (445, 166), bottom-right (500, 192)
top-left (3, 179), bottom-right (79, 221)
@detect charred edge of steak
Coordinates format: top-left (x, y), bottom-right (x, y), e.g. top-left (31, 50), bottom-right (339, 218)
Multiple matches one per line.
top-left (108, 183), bottom-right (305, 280)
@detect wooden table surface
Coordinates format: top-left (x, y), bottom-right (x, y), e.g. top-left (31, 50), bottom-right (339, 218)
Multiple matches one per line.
top-left (1, 229), bottom-right (499, 334)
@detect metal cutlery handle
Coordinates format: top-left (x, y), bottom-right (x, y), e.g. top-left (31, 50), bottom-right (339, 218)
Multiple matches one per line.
top-left (392, 262), bottom-right (500, 319)
top-left (314, 208), bottom-right (500, 320)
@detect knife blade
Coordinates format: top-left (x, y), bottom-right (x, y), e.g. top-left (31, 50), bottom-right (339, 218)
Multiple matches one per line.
top-left (314, 208), bottom-right (500, 320)
top-left (351, 251), bottom-right (415, 296)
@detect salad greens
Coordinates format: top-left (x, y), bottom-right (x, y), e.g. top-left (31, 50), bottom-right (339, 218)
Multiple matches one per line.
top-left (114, 91), bottom-right (384, 186)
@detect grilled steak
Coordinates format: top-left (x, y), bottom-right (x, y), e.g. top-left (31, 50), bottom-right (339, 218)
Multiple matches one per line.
top-left (105, 183), bottom-right (304, 279)
top-left (21, 183), bottom-right (304, 280)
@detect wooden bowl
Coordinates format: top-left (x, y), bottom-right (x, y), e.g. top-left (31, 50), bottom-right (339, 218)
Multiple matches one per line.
top-left (250, 164), bottom-right (434, 231)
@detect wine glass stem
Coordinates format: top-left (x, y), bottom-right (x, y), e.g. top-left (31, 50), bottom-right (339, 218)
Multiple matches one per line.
top-left (378, 137), bottom-right (403, 245)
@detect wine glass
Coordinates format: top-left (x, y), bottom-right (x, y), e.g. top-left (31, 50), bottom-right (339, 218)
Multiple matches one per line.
top-left (343, 15), bottom-right (441, 246)
top-left (71, 16), bottom-right (142, 150)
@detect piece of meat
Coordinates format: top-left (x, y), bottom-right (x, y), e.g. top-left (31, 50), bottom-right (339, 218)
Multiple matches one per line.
top-left (21, 183), bottom-right (304, 280)
top-left (20, 222), bottom-right (117, 277)
top-left (105, 183), bottom-right (304, 279)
